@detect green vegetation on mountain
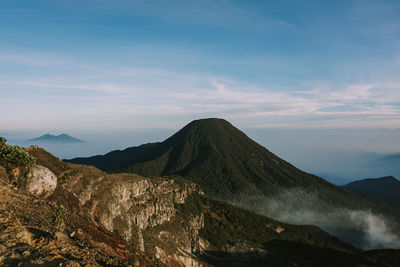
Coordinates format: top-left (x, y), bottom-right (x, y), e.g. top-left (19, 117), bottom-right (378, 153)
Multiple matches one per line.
top-left (121, 118), bottom-right (319, 196)
top-left (119, 119), bottom-right (391, 211)
top-left (200, 197), bottom-right (354, 252)
top-left (198, 198), bottom-right (400, 267)
top-left (0, 137), bottom-right (6, 145)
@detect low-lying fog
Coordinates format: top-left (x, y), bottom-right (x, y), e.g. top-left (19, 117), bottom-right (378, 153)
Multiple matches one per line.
top-left (231, 191), bottom-right (400, 250)
top-left (231, 188), bottom-right (400, 250)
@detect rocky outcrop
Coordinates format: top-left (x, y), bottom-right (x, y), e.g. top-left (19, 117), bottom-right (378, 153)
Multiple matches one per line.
top-left (0, 184), bottom-right (158, 267)
top-left (59, 164), bottom-right (205, 266)
top-left (23, 165), bottom-right (57, 198)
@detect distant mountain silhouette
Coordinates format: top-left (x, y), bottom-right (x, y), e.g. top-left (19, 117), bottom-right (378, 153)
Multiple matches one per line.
top-left (382, 153), bottom-right (400, 161)
top-left (65, 143), bottom-right (157, 171)
top-left (28, 134), bottom-right (85, 144)
top-left (342, 176), bottom-right (400, 213)
top-left (342, 176), bottom-right (400, 196)
top-left (371, 153), bottom-right (400, 178)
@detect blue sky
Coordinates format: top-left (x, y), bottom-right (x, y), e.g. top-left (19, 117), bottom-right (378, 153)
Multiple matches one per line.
top-left (1, 0), bottom-right (400, 131)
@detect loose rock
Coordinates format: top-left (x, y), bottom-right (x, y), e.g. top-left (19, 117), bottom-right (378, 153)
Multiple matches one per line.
top-left (54, 231), bottom-right (69, 242)
top-left (22, 250), bottom-right (31, 257)
top-left (24, 165), bottom-right (57, 198)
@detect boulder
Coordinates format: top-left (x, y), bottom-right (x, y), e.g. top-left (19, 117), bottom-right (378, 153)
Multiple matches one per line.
top-left (24, 165), bottom-right (57, 198)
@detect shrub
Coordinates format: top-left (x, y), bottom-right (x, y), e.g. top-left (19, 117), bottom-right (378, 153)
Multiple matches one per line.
top-left (113, 228), bottom-right (120, 237)
top-left (0, 137), bottom-right (6, 145)
top-left (175, 193), bottom-right (204, 219)
top-left (0, 144), bottom-right (36, 169)
top-left (50, 202), bottom-right (67, 230)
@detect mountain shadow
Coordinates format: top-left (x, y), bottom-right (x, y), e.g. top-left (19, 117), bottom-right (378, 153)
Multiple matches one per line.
top-left (65, 142), bottom-right (158, 171)
top-left (342, 176), bottom-right (400, 213)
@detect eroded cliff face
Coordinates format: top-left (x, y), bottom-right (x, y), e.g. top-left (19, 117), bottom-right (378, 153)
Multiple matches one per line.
top-left (143, 212), bottom-right (206, 267)
top-left (56, 161), bottom-right (207, 266)
top-left (0, 171), bottom-right (158, 266)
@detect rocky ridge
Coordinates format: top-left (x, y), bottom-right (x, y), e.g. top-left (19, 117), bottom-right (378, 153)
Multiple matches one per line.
top-left (0, 181), bottom-right (157, 266)
top-left (24, 146), bottom-right (209, 266)
top-left (57, 160), bottom-right (206, 265)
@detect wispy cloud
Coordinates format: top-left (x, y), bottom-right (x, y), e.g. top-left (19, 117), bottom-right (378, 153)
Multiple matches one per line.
top-left (2, 57), bottom-right (400, 130)
top-left (169, 78), bottom-right (400, 129)
top-left (59, 0), bottom-right (297, 34)
top-left (17, 81), bottom-right (129, 94)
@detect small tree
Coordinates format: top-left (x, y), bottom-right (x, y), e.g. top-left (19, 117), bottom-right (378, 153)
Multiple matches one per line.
top-left (0, 137), bottom-right (6, 146)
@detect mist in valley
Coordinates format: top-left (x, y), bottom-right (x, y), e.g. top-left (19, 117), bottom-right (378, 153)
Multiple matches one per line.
top-left (230, 188), bottom-right (400, 250)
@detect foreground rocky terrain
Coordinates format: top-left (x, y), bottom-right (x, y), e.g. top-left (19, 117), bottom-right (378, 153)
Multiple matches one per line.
top-left (1, 141), bottom-right (400, 266)
top-left (0, 183), bottom-right (158, 266)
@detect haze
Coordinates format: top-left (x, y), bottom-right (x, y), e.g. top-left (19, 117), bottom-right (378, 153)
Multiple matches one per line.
top-left (2, 126), bottom-right (399, 185)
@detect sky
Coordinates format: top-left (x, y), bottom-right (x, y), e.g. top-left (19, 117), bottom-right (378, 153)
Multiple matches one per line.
top-left (1, 0), bottom-right (400, 131)
top-left (1, 1), bottom-right (400, 182)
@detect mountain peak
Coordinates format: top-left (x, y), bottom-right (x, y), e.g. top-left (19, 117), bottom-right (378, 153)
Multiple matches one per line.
top-left (177, 118), bottom-right (236, 135)
top-left (28, 133), bottom-right (84, 143)
top-left (187, 117), bottom-right (231, 126)
top-left (380, 176), bottom-right (398, 181)
top-left (122, 118), bottom-right (341, 204)
top-left (165, 118), bottom-right (249, 147)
